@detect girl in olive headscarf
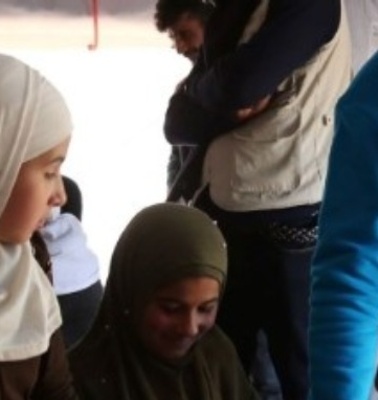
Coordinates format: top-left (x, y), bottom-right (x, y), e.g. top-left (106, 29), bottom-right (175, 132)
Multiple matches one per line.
top-left (69, 203), bottom-right (258, 400)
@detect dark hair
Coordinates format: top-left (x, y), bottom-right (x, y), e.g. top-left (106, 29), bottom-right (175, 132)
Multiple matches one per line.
top-left (61, 176), bottom-right (83, 220)
top-left (154, 0), bottom-right (214, 32)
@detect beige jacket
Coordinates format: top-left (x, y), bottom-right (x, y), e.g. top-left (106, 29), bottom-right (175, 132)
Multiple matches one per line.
top-left (202, 0), bottom-right (352, 211)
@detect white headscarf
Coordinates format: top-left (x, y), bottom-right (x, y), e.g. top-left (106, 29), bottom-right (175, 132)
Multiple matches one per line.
top-left (0, 54), bottom-right (73, 361)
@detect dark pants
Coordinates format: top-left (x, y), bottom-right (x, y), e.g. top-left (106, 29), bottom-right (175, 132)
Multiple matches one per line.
top-left (252, 330), bottom-right (283, 400)
top-left (196, 192), bottom-right (316, 400)
top-left (58, 280), bottom-right (103, 350)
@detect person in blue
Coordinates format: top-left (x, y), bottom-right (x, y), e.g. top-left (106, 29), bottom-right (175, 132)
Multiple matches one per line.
top-left (309, 52), bottom-right (378, 400)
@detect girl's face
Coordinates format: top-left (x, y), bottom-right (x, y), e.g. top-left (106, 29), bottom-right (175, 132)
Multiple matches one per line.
top-left (0, 138), bottom-right (70, 244)
top-left (138, 276), bottom-right (220, 361)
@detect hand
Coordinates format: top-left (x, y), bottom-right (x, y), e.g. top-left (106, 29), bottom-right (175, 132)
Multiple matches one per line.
top-left (235, 95), bottom-right (271, 121)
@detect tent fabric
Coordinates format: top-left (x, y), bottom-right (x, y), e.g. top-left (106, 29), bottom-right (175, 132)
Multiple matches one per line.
top-left (0, 0), bottom-right (167, 49)
top-left (0, 0), bottom-right (154, 15)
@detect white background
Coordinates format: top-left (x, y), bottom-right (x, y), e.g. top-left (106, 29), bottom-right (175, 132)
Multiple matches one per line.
top-left (4, 19), bottom-right (191, 280)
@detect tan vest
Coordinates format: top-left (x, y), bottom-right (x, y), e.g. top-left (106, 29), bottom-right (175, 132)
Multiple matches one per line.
top-left (201, 0), bottom-right (352, 211)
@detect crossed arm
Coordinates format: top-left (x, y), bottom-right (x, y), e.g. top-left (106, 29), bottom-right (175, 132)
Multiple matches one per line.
top-left (164, 0), bottom-right (340, 145)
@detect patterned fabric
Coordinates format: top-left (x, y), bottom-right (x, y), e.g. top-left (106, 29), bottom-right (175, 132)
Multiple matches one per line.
top-left (266, 214), bottom-right (319, 249)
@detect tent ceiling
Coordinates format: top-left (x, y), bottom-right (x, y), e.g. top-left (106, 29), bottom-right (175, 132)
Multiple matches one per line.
top-left (0, 0), bottom-right (168, 49)
top-left (0, 0), bottom-right (155, 15)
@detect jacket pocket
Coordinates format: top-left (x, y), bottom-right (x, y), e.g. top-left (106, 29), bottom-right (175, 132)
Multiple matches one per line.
top-left (202, 98), bottom-right (302, 204)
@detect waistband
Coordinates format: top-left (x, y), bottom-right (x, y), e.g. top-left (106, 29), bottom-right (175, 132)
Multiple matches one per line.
top-left (194, 186), bottom-right (320, 225)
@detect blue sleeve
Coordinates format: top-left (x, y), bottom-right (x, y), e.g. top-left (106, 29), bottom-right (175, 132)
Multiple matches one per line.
top-left (309, 55), bottom-right (378, 400)
top-left (187, 0), bottom-right (340, 111)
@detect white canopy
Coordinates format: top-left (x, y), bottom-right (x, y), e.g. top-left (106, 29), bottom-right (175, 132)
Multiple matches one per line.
top-left (0, 0), bottom-right (165, 49)
top-left (0, 0), bottom-right (153, 15)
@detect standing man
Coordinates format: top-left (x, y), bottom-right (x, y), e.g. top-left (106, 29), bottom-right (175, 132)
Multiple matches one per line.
top-left (155, 0), bottom-right (214, 201)
top-left (155, 2), bottom-right (282, 399)
top-left (163, 1), bottom-right (351, 399)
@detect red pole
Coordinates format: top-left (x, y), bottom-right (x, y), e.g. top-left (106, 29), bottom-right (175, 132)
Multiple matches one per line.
top-left (88, 0), bottom-right (99, 50)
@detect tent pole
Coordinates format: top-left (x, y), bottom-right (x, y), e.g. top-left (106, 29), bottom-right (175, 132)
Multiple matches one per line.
top-left (88, 0), bottom-right (99, 50)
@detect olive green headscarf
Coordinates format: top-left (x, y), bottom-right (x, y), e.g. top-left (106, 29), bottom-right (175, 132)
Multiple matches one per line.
top-left (70, 203), bottom-right (256, 400)
top-left (106, 202), bottom-right (227, 318)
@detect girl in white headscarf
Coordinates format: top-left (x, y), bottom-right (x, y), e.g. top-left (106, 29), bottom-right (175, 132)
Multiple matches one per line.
top-left (0, 54), bottom-right (78, 399)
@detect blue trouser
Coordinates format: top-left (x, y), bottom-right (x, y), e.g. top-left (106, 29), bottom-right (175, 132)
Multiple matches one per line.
top-left (196, 191), bottom-right (317, 400)
top-left (252, 330), bottom-right (283, 400)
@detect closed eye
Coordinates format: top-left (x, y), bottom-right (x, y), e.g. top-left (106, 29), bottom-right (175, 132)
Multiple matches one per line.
top-left (45, 171), bottom-right (58, 180)
top-left (159, 301), bottom-right (183, 314)
top-left (198, 301), bottom-right (218, 314)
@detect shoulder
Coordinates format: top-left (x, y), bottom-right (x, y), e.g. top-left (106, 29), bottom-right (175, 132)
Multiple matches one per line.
top-left (68, 327), bottom-right (124, 384)
top-left (200, 325), bottom-right (241, 366)
top-left (198, 326), bottom-right (258, 399)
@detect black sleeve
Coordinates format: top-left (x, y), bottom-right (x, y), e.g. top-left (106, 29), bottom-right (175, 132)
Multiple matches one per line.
top-left (186, 0), bottom-right (341, 112)
top-left (164, 90), bottom-right (238, 145)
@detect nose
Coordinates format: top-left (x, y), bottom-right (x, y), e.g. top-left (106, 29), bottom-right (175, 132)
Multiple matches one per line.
top-left (175, 38), bottom-right (188, 56)
top-left (50, 176), bottom-right (67, 207)
top-left (178, 312), bottom-right (200, 337)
